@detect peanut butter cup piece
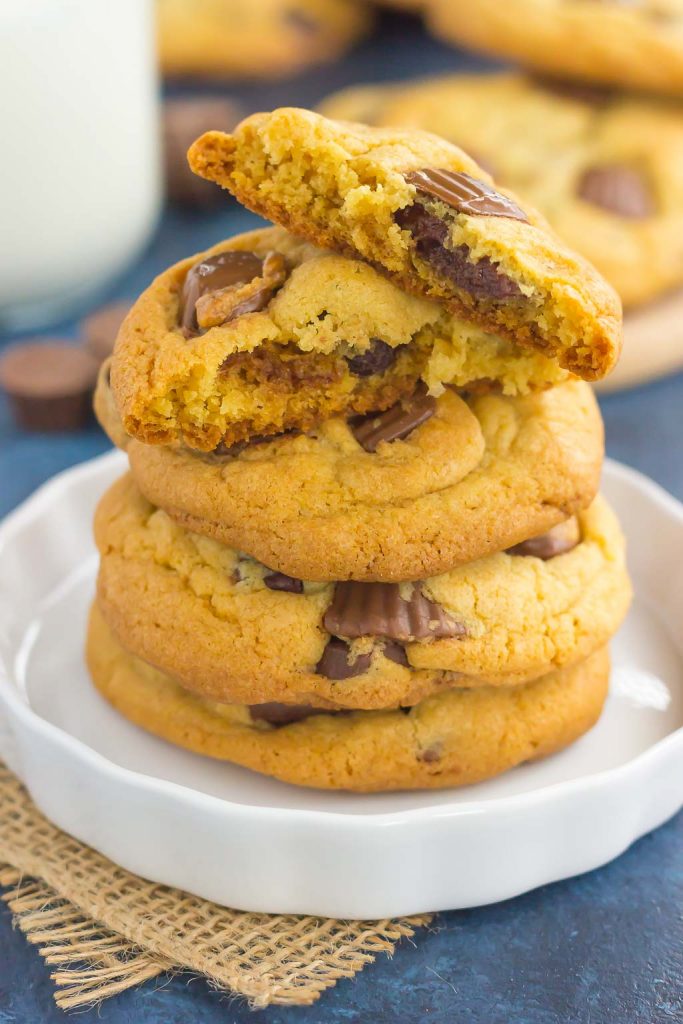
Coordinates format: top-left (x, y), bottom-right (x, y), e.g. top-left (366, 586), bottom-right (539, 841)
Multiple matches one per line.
top-left (349, 386), bottom-right (436, 452)
top-left (180, 250), bottom-right (286, 334)
top-left (577, 165), bottom-right (655, 219)
top-left (507, 517), bottom-right (581, 559)
top-left (316, 637), bottom-right (372, 680)
top-left (164, 97), bottom-right (243, 208)
top-left (0, 342), bottom-right (98, 432)
top-left (82, 301), bottom-right (131, 363)
top-left (324, 582), bottom-right (467, 642)
top-left (404, 169), bottom-right (529, 222)
top-left (382, 639), bottom-right (409, 667)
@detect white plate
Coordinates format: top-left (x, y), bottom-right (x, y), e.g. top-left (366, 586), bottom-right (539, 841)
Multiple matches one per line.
top-left (0, 451), bottom-right (682, 918)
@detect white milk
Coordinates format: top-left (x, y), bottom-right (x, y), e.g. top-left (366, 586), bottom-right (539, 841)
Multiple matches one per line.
top-left (0, 0), bottom-right (161, 331)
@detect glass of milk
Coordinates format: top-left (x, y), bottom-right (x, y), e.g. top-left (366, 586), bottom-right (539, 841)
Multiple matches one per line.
top-left (0, 0), bottom-right (161, 332)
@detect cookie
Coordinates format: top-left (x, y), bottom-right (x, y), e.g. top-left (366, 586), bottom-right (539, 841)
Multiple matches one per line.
top-left (87, 605), bottom-right (611, 792)
top-left (157, 0), bottom-right (371, 80)
top-left (110, 225), bottom-right (573, 453)
top-left (321, 73), bottom-right (683, 309)
top-left (188, 108), bottom-right (622, 380)
top-left (93, 473), bottom-right (628, 709)
top-left (106, 378), bottom-right (603, 582)
top-left (427, 0), bottom-right (683, 98)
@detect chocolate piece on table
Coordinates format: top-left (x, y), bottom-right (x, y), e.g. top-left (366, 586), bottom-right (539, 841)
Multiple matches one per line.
top-left (382, 639), bottom-right (410, 667)
top-left (324, 582), bottom-right (467, 642)
top-left (81, 301), bottom-right (130, 363)
top-left (395, 204), bottom-right (523, 299)
top-left (577, 164), bottom-right (655, 219)
top-left (249, 702), bottom-right (326, 726)
top-left (263, 570), bottom-right (304, 594)
top-left (164, 97), bottom-right (243, 207)
top-left (316, 637), bottom-right (372, 680)
top-left (0, 342), bottom-right (98, 432)
top-left (404, 169), bottom-right (529, 223)
top-left (349, 386), bottom-right (436, 452)
top-left (507, 517), bottom-right (581, 560)
top-left (346, 338), bottom-right (398, 377)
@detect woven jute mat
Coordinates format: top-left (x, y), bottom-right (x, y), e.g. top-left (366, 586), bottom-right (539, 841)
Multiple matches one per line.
top-left (0, 763), bottom-right (431, 1010)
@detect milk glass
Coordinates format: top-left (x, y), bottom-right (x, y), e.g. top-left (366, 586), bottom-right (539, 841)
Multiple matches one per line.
top-left (0, 0), bottom-right (161, 331)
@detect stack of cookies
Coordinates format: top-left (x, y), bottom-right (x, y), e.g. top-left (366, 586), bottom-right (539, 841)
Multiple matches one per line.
top-left (90, 109), bottom-right (631, 792)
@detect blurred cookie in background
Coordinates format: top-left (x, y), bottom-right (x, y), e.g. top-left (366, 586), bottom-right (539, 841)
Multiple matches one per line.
top-left (596, 289), bottom-right (683, 392)
top-left (320, 72), bottom-right (683, 311)
top-left (425, 0), bottom-right (683, 97)
top-left (164, 97), bottom-right (243, 206)
top-left (157, 0), bottom-right (372, 80)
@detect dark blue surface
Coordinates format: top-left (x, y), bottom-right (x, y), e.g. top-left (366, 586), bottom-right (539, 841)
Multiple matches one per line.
top-left (1, 12), bottom-right (682, 1022)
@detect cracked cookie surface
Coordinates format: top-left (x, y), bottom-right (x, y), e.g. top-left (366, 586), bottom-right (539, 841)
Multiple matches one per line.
top-left (188, 108), bottom-right (622, 379)
top-left (93, 474), bottom-right (628, 709)
top-left (87, 605), bottom-right (611, 792)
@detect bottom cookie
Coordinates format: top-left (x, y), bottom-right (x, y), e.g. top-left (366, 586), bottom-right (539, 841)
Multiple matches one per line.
top-left (87, 605), bottom-right (610, 792)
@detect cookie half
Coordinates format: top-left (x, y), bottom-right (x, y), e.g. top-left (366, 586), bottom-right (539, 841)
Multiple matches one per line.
top-left (94, 474), bottom-right (629, 709)
top-left (110, 226), bottom-right (572, 452)
top-left (87, 606), bottom-right (611, 792)
top-left (188, 108), bottom-right (622, 379)
top-left (113, 380), bottom-right (604, 582)
top-left (426, 0), bottom-right (683, 98)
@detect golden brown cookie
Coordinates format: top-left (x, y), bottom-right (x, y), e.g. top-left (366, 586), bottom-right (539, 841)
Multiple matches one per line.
top-left (320, 73), bottom-right (683, 309)
top-left (94, 474), bottom-right (628, 709)
top-left (157, 0), bottom-right (371, 80)
top-left (112, 380), bottom-right (605, 582)
top-left (427, 0), bottom-right (683, 98)
top-left (87, 605), bottom-right (611, 792)
top-left (110, 226), bottom-right (571, 453)
top-left (188, 108), bottom-right (622, 379)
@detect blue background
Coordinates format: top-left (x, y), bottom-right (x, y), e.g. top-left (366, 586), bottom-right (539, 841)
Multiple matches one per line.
top-left (1, 13), bottom-right (681, 1023)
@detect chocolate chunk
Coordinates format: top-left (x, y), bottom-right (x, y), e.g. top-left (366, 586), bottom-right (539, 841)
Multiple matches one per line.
top-left (395, 204), bottom-right (522, 300)
top-left (81, 301), bottom-right (130, 363)
top-left (211, 428), bottom-right (300, 457)
top-left (507, 518), bottom-right (581, 560)
top-left (382, 640), bottom-right (409, 667)
top-left (349, 386), bottom-right (436, 452)
top-left (0, 342), bottom-right (98, 432)
top-left (164, 97), bottom-right (243, 208)
top-left (534, 76), bottom-right (613, 105)
top-left (249, 702), bottom-right (326, 726)
top-left (284, 8), bottom-right (319, 33)
top-left (180, 250), bottom-right (266, 334)
top-left (346, 339), bottom-right (398, 377)
top-left (577, 165), bottom-right (655, 219)
top-left (404, 169), bottom-right (529, 222)
top-left (316, 637), bottom-right (372, 680)
top-left (417, 744), bottom-right (443, 764)
top-left (324, 582), bottom-right (467, 642)
top-left (263, 571), bottom-right (304, 594)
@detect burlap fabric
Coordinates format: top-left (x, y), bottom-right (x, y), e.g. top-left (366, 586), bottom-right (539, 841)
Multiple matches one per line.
top-left (0, 763), bottom-right (431, 1010)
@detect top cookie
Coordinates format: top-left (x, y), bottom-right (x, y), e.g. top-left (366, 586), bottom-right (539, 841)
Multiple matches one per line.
top-left (188, 108), bottom-right (622, 380)
top-left (427, 0), bottom-right (683, 97)
top-left (320, 73), bottom-right (683, 308)
top-left (157, 0), bottom-right (371, 80)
